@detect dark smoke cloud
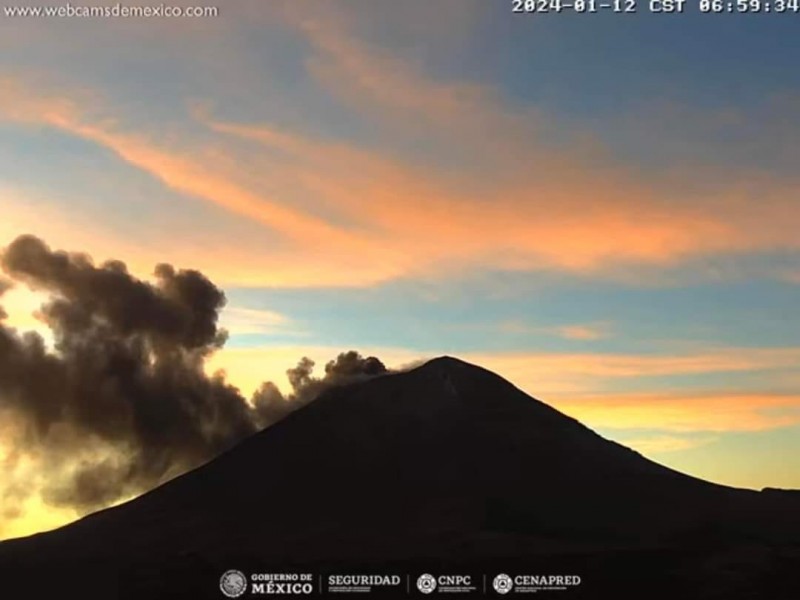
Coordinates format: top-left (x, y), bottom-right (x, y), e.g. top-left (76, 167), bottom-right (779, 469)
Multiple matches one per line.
top-left (252, 351), bottom-right (387, 423)
top-left (0, 235), bottom-right (390, 516)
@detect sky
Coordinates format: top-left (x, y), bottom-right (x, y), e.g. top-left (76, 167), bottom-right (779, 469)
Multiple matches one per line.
top-left (1, 0), bottom-right (800, 540)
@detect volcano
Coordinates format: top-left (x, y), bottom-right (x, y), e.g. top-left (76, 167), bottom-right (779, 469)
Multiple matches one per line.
top-left (1, 357), bottom-right (799, 599)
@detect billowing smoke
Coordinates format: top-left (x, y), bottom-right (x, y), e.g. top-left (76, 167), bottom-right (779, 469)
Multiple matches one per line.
top-left (0, 235), bottom-right (388, 516)
top-left (252, 351), bottom-right (387, 423)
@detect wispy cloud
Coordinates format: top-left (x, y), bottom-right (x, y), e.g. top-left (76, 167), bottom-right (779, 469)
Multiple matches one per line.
top-left (464, 347), bottom-right (800, 392)
top-left (552, 392), bottom-right (800, 433)
top-left (3, 32), bottom-right (800, 290)
top-left (495, 320), bottom-right (611, 341)
top-left (556, 323), bottom-right (610, 340)
top-left (219, 306), bottom-right (304, 337)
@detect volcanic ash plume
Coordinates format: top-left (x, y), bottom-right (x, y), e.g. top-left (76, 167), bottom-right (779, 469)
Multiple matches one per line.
top-left (0, 235), bottom-right (388, 517)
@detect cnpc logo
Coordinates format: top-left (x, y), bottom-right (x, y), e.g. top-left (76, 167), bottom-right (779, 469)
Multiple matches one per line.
top-left (417, 573), bottom-right (473, 594)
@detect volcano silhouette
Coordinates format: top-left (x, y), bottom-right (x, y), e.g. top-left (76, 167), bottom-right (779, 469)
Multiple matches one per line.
top-left (1, 357), bottom-right (799, 599)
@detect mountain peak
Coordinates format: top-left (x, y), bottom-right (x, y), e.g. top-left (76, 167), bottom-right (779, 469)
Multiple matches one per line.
top-left (412, 356), bottom-right (484, 398)
top-left (3, 357), bottom-right (799, 600)
top-left (418, 355), bottom-right (474, 370)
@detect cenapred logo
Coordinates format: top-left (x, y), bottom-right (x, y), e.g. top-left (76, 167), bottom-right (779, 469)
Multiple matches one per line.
top-left (417, 573), bottom-right (437, 594)
top-left (220, 570), bottom-right (248, 598)
top-left (493, 573), bottom-right (513, 595)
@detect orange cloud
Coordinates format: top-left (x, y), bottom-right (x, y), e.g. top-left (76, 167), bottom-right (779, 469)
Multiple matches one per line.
top-left (462, 347), bottom-right (800, 396)
top-left (556, 323), bottom-right (610, 341)
top-left (550, 392), bottom-right (800, 433)
top-left (300, 18), bottom-right (502, 133)
top-left (206, 117), bottom-right (741, 274)
top-left (0, 184), bottom-right (364, 288)
top-left (0, 75), bottom-right (390, 263)
top-left (283, 7), bottom-right (800, 269)
top-left (2, 21), bottom-right (800, 290)
top-left (493, 320), bottom-right (610, 341)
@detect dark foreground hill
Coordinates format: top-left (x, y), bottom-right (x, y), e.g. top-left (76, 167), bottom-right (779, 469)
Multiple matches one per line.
top-left (1, 357), bottom-right (799, 599)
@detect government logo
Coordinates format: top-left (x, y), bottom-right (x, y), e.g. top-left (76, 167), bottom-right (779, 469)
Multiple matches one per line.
top-left (417, 573), bottom-right (437, 594)
top-left (220, 569), bottom-right (248, 598)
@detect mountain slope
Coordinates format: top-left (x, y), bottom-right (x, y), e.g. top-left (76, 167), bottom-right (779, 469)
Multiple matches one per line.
top-left (1, 356), bottom-right (799, 598)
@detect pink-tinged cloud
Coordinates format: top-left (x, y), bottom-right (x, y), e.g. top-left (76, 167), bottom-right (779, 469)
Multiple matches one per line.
top-left (2, 28), bottom-right (800, 289)
top-left (493, 320), bottom-right (610, 340)
top-left (463, 347), bottom-right (800, 393)
top-left (205, 117), bottom-right (741, 273)
top-left (556, 323), bottom-right (611, 341)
